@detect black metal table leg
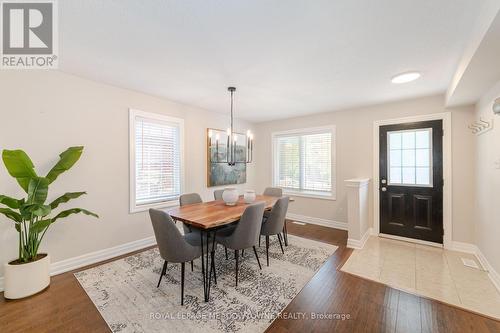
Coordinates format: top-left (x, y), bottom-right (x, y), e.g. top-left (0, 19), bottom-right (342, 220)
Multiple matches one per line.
top-left (200, 230), bottom-right (207, 301)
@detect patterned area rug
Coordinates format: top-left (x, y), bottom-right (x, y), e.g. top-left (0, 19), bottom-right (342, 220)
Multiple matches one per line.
top-left (75, 234), bottom-right (337, 333)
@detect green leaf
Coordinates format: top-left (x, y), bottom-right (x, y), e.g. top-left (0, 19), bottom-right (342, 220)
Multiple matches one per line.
top-left (0, 208), bottom-right (22, 222)
top-left (21, 203), bottom-right (51, 217)
top-left (52, 208), bottom-right (98, 223)
top-left (46, 147), bottom-right (84, 184)
top-left (49, 192), bottom-right (86, 209)
top-left (31, 219), bottom-right (52, 233)
top-left (27, 177), bottom-right (49, 205)
top-left (2, 150), bottom-right (38, 192)
top-left (0, 195), bottom-right (22, 209)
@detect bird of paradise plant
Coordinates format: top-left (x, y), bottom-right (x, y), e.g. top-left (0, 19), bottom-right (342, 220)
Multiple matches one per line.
top-left (0, 147), bottom-right (98, 263)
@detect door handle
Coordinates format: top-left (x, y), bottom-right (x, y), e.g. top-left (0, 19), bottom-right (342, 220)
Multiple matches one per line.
top-left (381, 187), bottom-right (387, 192)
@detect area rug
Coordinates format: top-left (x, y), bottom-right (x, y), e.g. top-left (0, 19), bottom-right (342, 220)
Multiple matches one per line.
top-left (75, 234), bottom-right (337, 333)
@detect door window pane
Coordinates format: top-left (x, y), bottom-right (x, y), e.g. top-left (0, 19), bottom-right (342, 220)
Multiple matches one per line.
top-left (389, 132), bottom-right (402, 149)
top-left (416, 167), bottom-right (431, 185)
top-left (402, 150), bottom-right (415, 167)
top-left (402, 132), bottom-right (415, 149)
top-left (416, 131), bottom-right (430, 148)
top-left (416, 149), bottom-right (430, 167)
top-left (390, 150), bottom-right (402, 167)
top-left (402, 167), bottom-right (416, 184)
top-left (390, 167), bottom-right (402, 183)
top-left (388, 128), bottom-right (432, 186)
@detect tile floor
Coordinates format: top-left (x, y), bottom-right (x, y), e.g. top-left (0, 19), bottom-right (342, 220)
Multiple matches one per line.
top-left (341, 236), bottom-right (500, 319)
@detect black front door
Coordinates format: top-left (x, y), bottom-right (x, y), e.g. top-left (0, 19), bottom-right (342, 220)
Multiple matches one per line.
top-left (379, 120), bottom-right (443, 243)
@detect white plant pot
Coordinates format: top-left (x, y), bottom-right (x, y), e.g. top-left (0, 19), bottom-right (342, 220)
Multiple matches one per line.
top-left (222, 188), bottom-right (239, 206)
top-left (244, 190), bottom-right (256, 203)
top-left (4, 254), bottom-right (50, 299)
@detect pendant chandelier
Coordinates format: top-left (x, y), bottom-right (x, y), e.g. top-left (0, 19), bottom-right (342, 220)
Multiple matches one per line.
top-left (208, 87), bottom-right (253, 165)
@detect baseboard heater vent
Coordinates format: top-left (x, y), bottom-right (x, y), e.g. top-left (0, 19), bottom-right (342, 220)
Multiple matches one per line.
top-left (461, 258), bottom-right (480, 270)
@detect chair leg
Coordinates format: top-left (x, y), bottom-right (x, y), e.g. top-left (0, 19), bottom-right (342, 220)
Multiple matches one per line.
top-left (225, 247), bottom-right (228, 260)
top-left (235, 250), bottom-right (239, 287)
top-left (181, 262), bottom-right (185, 305)
top-left (259, 235), bottom-right (261, 247)
top-left (191, 260), bottom-right (194, 272)
top-left (253, 246), bottom-right (262, 270)
top-left (277, 234), bottom-right (285, 254)
top-left (266, 236), bottom-right (270, 267)
top-left (211, 250), bottom-right (217, 285)
top-left (157, 261), bottom-right (167, 288)
top-left (242, 249), bottom-right (245, 257)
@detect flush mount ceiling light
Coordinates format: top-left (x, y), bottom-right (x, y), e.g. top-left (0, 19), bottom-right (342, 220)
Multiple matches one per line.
top-left (391, 71), bottom-right (421, 84)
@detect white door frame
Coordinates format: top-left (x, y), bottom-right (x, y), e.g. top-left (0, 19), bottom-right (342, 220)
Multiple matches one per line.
top-left (372, 112), bottom-right (452, 249)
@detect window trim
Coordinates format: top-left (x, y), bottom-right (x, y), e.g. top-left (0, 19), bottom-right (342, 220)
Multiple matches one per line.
top-left (271, 125), bottom-right (336, 200)
top-left (129, 108), bottom-right (185, 213)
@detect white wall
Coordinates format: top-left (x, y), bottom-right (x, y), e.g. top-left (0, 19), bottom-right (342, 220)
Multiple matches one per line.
top-left (254, 95), bottom-right (476, 244)
top-left (0, 71), bottom-right (255, 279)
top-left (474, 80), bottom-right (500, 275)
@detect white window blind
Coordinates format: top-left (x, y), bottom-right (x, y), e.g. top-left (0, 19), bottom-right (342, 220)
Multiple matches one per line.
top-left (273, 128), bottom-right (335, 198)
top-left (130, 110), bottom-right (183, 211)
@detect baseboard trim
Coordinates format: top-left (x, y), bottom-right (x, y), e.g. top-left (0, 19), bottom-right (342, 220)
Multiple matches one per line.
top-left (0, 236), bottom-right (156, 292)
top-left (347, 228), bottom-right (373, 249)
top-left (475, 247), bottom-right (500, 293)
top-left (286, 213), bottom-right (347, 230)
top-left (442, 241), bottom-right (500, 293)
top-left (449, 241), bottom-right (477, 254)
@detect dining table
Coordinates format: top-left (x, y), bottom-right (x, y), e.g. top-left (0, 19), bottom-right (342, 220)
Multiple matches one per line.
top-left (167, 195), bottom-right (281, 302)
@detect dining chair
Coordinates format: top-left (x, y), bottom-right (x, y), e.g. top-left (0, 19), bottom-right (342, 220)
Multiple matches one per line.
top-left (260, 197), bottom-right (289, 266)
top-left (179, 193), bottom-right (203, 234)
top-left (261, 187), bottom-right (289, 246)
top-left (149, 208), bottom-right (203, 305)
top-left (263, 187), bottom-right (283, 197)
top-left (215, 202), bottom-right (265, 286)
top-left (213, 189), bottom-right (224, 201)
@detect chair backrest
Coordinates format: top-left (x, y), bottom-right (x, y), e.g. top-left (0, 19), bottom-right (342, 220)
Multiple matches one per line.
top-left (149, 209), bottom-right (194, 262)
top-left (179, 193), bottom-right (202, 206)
top-left (261, 197), bottom-right (289, 235)
top-left (263, 187), bottom-right (283, 197)
top-left (214, 189), bottom-right (224, 201)
top-left (227, 202), bottom-right (265, 250)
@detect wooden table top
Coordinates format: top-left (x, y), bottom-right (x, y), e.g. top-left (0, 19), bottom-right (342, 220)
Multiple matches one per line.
top-left (167, 195), bottom-right (280, 230)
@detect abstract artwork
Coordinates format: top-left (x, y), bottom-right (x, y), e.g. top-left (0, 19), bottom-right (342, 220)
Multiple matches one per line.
top-left (207, 128), bottom-right (247, 187)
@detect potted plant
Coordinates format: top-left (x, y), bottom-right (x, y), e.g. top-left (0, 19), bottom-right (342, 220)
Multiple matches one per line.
top-left (0, 146), bottom-right (98, 299)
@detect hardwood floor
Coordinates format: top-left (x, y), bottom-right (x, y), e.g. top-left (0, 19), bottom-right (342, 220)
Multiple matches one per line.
top-left (1, 222), bottom-right (499, 333)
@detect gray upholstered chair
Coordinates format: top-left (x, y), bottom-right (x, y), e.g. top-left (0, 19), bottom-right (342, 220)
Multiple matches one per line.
top-left (179, 193), bottom-right (203, 234)
top-left (149, 208), bottom-right (203, 305)
top-left (260, 197), bottom-right (289, 266)
top-left (215, 202), bottom-right (265, 286)
top-left (261, 187), bottom-right (289, 246)
top-left (213, 189), bottom-right (224, 201)
top-left (263, 187), bottom-right (283, 197)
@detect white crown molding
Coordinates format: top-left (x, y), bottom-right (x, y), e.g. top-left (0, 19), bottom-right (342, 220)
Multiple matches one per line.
top-left (286, 213), bottom-right (347, 230)
top-left (347, 228), bottom-right (372, 249)
top-left (0, 236), bottom-right (156, 292)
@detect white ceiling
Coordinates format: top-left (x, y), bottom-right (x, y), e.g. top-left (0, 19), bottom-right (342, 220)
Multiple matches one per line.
top-left (60, 0), bottom-right (488, 122)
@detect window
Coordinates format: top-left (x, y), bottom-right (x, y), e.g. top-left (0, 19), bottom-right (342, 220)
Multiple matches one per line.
top-left (388, 128), bottom-right (432, 186)
top-left (272, 127), bottom-right (335, 199)
top-left (129, 109), bottom-right (184, 212)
